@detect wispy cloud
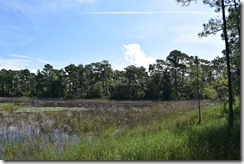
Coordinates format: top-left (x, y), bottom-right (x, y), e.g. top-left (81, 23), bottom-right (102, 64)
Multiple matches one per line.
top-left (0, 25), bottom-right (41, 47)
top-left (0, 58), bottom-right (31, 70)
top-left (0, 0), bottom-right (96, 16)
top-left (0, 54), bottom-right (53, 73)
top-left (10, 54), bottom-right (52, 65)
top-left (78, 10), bottom-right (218, 15)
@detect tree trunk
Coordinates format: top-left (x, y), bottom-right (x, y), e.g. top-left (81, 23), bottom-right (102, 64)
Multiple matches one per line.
top-left (174, 70), bottom-right (178, 99)
top-left (221, 0), bottom-right (233, 128)
top-left (196, 56), bottom-right (201, 124)
top-left (233, 0), bottom-right (240, 38)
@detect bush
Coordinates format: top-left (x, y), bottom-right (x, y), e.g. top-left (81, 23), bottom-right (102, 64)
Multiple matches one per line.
top-left (203, 85), bottom-right (217, 100)
top-left (87, 82), bottom-right (103, 99)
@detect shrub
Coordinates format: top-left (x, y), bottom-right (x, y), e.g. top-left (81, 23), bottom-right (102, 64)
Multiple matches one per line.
top-left (87, 82), bottom-right (103, 99)
top-left (203, 85), bottom-right (217, 100)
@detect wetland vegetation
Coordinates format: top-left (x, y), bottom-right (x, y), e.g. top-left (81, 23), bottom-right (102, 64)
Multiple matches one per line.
top-left (0, 98), bottom-right (240, 160)
top-left (0, 0), bottom-right (240, 160)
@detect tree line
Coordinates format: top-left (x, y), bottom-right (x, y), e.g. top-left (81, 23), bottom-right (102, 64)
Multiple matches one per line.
top-left (0, 49), bottom-right (239, 101)
top-left (0, 0), bottom-right (240, 102)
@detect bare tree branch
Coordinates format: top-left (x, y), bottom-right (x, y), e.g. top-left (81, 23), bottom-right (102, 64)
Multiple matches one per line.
top-left (177, 0), bottom-right (197, 6)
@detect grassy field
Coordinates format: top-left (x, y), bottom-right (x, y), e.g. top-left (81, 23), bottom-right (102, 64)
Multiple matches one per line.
top-left (0, 99), bottom-right (240, 160)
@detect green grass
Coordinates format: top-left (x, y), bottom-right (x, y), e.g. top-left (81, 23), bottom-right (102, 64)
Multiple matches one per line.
top-left (0, 103), bottom-right (19, 112)
top-left (0, 100), bottom-right (240, 160)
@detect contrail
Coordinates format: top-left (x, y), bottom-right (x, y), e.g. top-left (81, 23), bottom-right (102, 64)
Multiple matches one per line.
top-left (78, 11), bottom-right (218, 15)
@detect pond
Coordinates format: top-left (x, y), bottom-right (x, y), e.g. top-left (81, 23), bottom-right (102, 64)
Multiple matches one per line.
top-left (0, 111), bottom-right (82, 149)
top-left (0, 99), bottom-right (215, 159)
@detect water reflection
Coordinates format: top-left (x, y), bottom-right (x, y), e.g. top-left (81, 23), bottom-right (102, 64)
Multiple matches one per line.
top-left (0, 112), bottom-right (80, 148)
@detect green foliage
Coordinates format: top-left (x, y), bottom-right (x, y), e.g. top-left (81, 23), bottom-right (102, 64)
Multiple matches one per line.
top-left (214, 76), bottom-right (228, 101)
top-left (0, 102), bottom-right (240, 160)
top-left (0, 45), bottom-right (240, 101)
top-left (87, 82), bottom-right (103, 99)
top-left (203, 85), bottom-right (217, 100)
top-left (0, 103), bottom-right (19, 112)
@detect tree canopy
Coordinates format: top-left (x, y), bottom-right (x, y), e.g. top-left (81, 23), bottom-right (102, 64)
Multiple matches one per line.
top-left (0, 49), bottom-right (239, 101)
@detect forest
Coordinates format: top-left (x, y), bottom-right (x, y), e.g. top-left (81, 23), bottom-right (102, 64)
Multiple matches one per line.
top-left (0, 49), bottom-right (240, 101)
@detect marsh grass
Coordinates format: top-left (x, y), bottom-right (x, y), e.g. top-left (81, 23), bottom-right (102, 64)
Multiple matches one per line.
top-left (0, 103), bottom-right (19, 112)
top-left (0, 100), bottom-right (240, 160)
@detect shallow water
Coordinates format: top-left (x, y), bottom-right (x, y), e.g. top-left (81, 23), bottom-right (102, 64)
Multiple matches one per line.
top-left (0, 124), bottom-right (79, 145)
top-left (0, 100), bottom-right (213, 148)
top-left (0, 111), bottom-right (81, 149)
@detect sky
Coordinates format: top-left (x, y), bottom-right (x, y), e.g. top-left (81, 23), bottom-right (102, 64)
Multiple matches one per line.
top-left (0, 0), bottom-right (225, 72)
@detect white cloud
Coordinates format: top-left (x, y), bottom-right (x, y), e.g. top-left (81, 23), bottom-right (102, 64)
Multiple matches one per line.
top-left (0, 58), bottom-right (30, 70)
top-left (112, 63), bottom-right (128, 71)
top-left (78, 11), bottom-right (219, 15)
top-left (0, 54), bottom-right (53, 73)
top-left (122, 43), bottom-right (155, 69)
top-left (10, 54), bottom-right (52, 64)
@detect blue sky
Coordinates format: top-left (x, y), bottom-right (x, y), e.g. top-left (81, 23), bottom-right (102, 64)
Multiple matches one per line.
top-left (0, 0), bottom-right (224, 72)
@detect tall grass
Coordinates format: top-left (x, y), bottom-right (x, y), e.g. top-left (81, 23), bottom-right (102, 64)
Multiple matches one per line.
top-left (0, 103), bottom-right (19, 112)
top-left (0, 100), bottom-right (240, 160)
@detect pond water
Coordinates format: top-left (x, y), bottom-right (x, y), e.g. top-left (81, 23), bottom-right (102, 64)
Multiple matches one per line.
top-left (0, 100), bottom-right (212, 150)
top-left (0, 111), bottom-right (81, 149)
top-left (0, 124), bottom-right (79, 145)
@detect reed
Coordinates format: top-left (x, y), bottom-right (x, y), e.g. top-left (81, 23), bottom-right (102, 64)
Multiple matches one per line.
top-left (0, 99), bottom-right (240, 160)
